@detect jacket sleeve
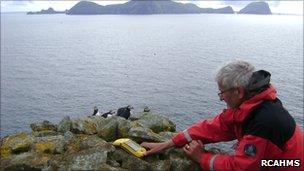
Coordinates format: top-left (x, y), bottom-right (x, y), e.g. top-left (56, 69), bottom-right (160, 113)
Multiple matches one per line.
top-left (200, 135), bottom-right (268, 171)
top-left (172, 109), bottom-right (236, 147)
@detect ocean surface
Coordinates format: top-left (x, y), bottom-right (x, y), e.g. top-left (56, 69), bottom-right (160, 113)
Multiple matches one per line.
top-left (1, 13), bottom-right (303, 150)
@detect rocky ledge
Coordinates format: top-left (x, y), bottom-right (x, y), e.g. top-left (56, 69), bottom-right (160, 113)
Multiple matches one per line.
top-left (0, 108), bottom-right (223, 171)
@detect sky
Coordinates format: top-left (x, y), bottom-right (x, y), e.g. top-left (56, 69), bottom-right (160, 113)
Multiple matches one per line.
top-left (0, 0), bottom-right (303, 15)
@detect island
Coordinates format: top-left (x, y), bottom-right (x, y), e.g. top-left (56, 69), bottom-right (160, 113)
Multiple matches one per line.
top-left (27, 7), bottom-right (66, 15)
top-left (238, 1), bottom-right (272, 15)
top-left (66, 0), bottom-right (234, 15)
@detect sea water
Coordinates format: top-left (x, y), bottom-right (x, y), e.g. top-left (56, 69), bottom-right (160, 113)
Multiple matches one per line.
top-left (1, 13), bottom-right (303, 149)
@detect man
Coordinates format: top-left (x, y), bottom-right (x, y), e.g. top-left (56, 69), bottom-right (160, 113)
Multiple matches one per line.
top-left (141, 60), bottom-right (303, 171)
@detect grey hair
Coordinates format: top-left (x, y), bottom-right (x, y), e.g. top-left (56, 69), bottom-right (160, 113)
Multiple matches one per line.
top-left (215, 60), bottom-right (255, 90)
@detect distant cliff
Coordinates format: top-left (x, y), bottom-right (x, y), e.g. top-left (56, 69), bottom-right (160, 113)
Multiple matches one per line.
top-left (27, 7), bottom-right (66, 15)
top-left (67, 0), bottom-right (234, 15)
top-left (238, 1), bottom-right (272, 15)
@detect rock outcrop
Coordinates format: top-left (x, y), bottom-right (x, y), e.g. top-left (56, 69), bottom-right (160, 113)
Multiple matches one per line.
top-left (1, 107), bottom-right (224, 170)
top-left (238, 1), bottom-right (272, 15)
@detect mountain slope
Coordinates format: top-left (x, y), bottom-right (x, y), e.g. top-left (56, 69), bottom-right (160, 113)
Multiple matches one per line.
top-left (239, 1), bottom-right (271, 15)
top-left (67, 0), bottom-right (234, 15)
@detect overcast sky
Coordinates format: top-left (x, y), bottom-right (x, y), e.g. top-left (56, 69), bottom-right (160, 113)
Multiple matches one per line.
top-left (1, 1), bottom-right (303, 15)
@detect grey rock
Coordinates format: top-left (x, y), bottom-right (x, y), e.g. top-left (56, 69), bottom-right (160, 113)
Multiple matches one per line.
top-left (136, 112), bottom-right (176, 133)
top-left (117, 117), bottom-right (132, 138)
top-left (32, 130), bottom-right (59, 137)
top-left (57, 116), bottom-right (72, 133)
top-left (1, 132), bottom-right (34, 156)
top-left (163, 148), bottom-right (201, 171)
top-left (65, 147), bottom-right (108, 170)
top-left (97, 117), bottom-right (120, 141)
top-left (63, 131), bottom-right (74, 141)
top-left (107, 160), bottom-right (121, 167)
top-left (70, 117), bottom-right (98, 135)
top-left (0, 152), bottom-right (53, 171)
top-left (170, 157), bottom-right (200, 171)
top-left (98, 164), bottom-right (129, 171)
top-left (108, 148), bottom-right (150, 171)
top-left (150, 159), bottom-right (171, 171)
top-left (128, 126), bottom-right (161, 143)
top-left (93, 115), bottom-right (109, 129)
top-left (64, 134), bottom-right (114, 154)
top-left (96, 116), bottom-right (131, 141)
top-left (32, 135), bottom-right (66, 154)
top-left (30, 120), bottom-right (57, 132)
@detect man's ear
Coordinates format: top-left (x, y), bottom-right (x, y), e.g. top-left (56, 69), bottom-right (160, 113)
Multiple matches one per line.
top-left (237, 87), bottom-right (246, 99)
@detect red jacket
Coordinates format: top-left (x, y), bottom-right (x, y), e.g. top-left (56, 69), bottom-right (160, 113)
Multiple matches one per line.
top-left (172, 85), bottom-right (303, 171)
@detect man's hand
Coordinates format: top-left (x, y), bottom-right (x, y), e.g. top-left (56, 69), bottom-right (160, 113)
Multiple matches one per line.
top-left (141, 140), bottom-right (174, 156)
top-left (183, 140), bottom-right (204, 163)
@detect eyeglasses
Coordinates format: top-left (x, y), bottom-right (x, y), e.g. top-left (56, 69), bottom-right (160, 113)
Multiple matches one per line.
top-left (217, 87), bottom-right (235, 97)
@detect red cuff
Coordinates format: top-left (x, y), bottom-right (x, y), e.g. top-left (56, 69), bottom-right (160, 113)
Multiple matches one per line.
top-left (200, 152), bottom-right (214, 170)
top-left (171, 132), bottom-right (189, 147)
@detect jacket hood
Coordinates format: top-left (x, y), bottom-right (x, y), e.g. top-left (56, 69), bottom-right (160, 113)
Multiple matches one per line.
top-left (247, 70), bottom-right (271, 95)
top-left (234, 70), bottom-right (277, 122)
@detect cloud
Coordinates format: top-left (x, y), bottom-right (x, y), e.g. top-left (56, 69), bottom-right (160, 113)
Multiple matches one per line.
top-left (1, 1), bottom-right (34, 12)
top-left (182, 0), bottom-right (302, 14)
top-left (271, 1), bottom-right (303, 14)
top-left (1, 1), bottom-right (79, 12)
top-left (1, 1), bottom-right (129, 12)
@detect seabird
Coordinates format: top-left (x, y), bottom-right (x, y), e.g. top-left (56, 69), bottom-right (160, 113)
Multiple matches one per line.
top-left (101, 110), bottom-right (116, 118)
top-left (117, 105), bottom-right (133, 119)
top-left (92, 106), bottom-right (101, 116)
top-left (143, 106), bottom-right (150, 112)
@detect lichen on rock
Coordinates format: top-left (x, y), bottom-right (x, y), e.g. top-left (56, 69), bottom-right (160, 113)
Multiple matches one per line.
top-left (70, 117), bottom-right (98, 135)
top-left (1, 132), bottom-right (33, 156)
top-left (57, 116), bottom-right (72, 133)
top-left (30, 120), bottom-right (57, 132)
top-left (135, 112), bottom-right (176, 133)
top-left (1, 107), bottom-right (225, 171)
top-left (33, 141), bottom-right (57, 154)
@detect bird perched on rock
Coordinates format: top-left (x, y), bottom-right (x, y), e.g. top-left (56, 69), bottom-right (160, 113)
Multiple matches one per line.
top-left (101, 110), bottom-right (116, 118)
top-left (92, 106), bottom-right (101, 116)
top-left (143, 106), bottom-right (150, 112)
top-left (117, 105), bottom-right (133, 119)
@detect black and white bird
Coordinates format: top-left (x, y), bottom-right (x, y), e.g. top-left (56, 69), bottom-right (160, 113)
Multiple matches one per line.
top-left (101, 110), bottom-right (116, 118)
top-left (143, 106), bottom-right (150, 112)
top-left (92, 106), bottom-right (101, 116)
top-left (116, 105), bottom-right (133, 119)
